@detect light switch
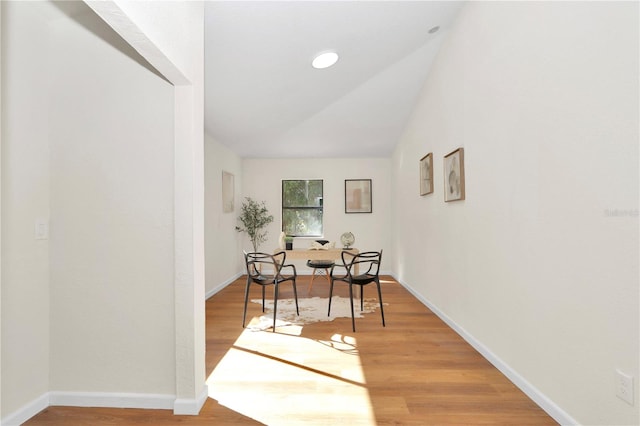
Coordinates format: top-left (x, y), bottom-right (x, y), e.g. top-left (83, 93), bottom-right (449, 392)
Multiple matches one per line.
top-left (35, 219), bottom-right (49, 240)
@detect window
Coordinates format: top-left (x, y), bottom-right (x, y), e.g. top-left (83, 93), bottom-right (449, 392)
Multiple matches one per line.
top-left (282, 180), bottom-right (323, 237)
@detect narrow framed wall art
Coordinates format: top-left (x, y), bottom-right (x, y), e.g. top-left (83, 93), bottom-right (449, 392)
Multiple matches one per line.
top-left (420, 153), bottom-right (433, 196)
top-left (222, 170), bottom-right (235, 213)
top-left (345, 179), bottom-right (372, 213)
top-left (443, 148), bottom-right (465, 202)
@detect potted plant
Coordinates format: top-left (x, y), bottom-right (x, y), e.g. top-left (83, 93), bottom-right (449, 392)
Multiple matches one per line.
top-left (284, 236), bottom-right (294, 250)
top-left (235, 197), bottom-right (274, 252)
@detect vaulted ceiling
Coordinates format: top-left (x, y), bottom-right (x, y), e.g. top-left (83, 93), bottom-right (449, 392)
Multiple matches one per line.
top-left (204, 1), bottom-right (464, 158)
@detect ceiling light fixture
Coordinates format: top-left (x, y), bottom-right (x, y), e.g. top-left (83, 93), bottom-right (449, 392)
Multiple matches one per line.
top-left (312, 51), bottom-right (339, 69)
top-left (428, 26), bottom-right (440, 34)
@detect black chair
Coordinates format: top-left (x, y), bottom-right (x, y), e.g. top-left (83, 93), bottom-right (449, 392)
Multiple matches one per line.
top-left (306, 259), bottom-right (335, 294)
top-left (243, 251), bottom-right (299, 332)
top-left (328, 250), bottom-right (384, 332)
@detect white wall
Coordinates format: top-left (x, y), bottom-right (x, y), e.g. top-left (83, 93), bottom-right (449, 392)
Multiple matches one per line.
top-left (242, 158), bottom-right (392, 273)
top-left (84, 3), bottom-right (206, 410)
top-left (1, 1), bottom-right (51, 416)
top-left (107, 1), bottom-right (207, 411)
top-left (82, 2), bottom-right (206, 411)
top-left (204, 134), bottom-right (243, 296)
top-left (1, 2), bottom-right (202, 422)
top-left (391, 2), bottom-right (638, 425)
top-left (47, 3), bottom-right (176, 396)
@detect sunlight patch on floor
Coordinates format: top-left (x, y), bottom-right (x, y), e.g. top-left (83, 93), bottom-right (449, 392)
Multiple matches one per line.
top-left (207, 327), bottom-right (376, 425)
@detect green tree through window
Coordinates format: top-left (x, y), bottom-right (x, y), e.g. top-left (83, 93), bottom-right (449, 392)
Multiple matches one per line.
top-left (282, 180), bottom-right (323, 237)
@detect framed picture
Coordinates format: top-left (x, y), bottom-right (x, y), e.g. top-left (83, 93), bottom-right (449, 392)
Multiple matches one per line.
top-left (222, 171), bottom-right (234, 213)
top-left (345, 179), bottom-right (372, 213)
top-left (444, 148), bottom-right (465, 202)
top-left (419, 153), bottom-right (433, 196)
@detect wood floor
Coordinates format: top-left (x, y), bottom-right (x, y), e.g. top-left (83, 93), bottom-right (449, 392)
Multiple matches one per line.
top-left (26, 275), bottom-right (556, 425)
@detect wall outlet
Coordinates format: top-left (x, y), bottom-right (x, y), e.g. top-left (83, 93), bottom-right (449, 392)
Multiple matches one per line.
top-left (616, 369), bottom-right (634, 405)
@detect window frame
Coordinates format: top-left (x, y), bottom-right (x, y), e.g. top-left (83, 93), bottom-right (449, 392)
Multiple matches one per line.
top-left (281, 179), bottom-right (324, 237)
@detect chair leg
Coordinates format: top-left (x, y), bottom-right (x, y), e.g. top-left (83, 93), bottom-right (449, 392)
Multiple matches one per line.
top-left (261, 286), bottom-right (266, 312)
top-left (272, 283), bottom-right (279, 332)
top-left (308, 269), bottom-right (317, 294)
top-left (292, 278), bottom-right (299, 315)
top-left (310, 268), bottom-right (332, 294)
top-left (327, 278), bottom-right (335, 316)
top-left (349, 283), bottom-right (356, 332)
top-left (242, 278), bottom-right (251, 328)
top-left (360, 285), bottom-right (364, 311)
top-left (376, 279), bottom-right (385, 327)
top-left (323, 268), bottom-right (331, 283)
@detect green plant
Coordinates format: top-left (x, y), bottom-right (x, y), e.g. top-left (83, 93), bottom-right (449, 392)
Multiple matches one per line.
top-left (284, 236), bottom-right (293, 243)
top-left (235, 197), bottom-right (274, 252)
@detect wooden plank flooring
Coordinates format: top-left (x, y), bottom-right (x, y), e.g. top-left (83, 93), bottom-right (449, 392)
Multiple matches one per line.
top-left (26, 276), bottom-right (556, 425)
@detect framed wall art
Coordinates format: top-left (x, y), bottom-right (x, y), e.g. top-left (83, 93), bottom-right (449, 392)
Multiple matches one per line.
top-left (420, 153), bottom-right (433, 196)
top-left (345, 179), bottom-right (372, 213)
top-left (222, 170), bottom-right (235, 213)
top-left (443, 148), bottom-right (465, 202)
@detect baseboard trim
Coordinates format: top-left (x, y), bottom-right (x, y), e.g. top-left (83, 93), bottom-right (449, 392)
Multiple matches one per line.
top-left (49, 391), bottom-right (176, 410)
top-left (393, 274), bottom-right (578, 426)
top-left (1, 392), bottom-right (49, 426)
top-left (206, 272), bottom-right (243, 299)
top-left (1, 391), bottom-right (181, 425)
top-left (173, 385), bottom-right (209, 415)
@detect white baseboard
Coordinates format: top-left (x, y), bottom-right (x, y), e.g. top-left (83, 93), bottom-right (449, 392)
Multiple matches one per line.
top-left (1, 390), bottom-right (201, 425)
top-left (0, 391), bottom-right (179, 426)
top-left (206, 272), bottom-right (243, 299)
top-left (49, 391), bottom-right (175, 410)
top-left (173, 385), bottom-right (209, 415)
top-left (1, 392), bottom-right (49, 426)
top-left (393, 274), bottom-right (577, 426)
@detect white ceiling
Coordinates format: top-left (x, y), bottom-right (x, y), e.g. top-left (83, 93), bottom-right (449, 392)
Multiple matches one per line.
top-left (204, 1), bottom-right (464, 158)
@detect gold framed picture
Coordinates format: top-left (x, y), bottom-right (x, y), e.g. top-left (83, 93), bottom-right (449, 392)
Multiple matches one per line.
top-left (420, 153), bottom-right (433, 196)
top-left (444, 148), bottom-right (465, 202)
top-left (222, 171), bottom-right (234, 213)
top-left (345, 179), bottom-right (372, 213)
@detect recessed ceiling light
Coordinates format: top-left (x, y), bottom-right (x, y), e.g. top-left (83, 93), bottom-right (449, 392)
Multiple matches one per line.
top-left (312, 51), bottom-right (339, 69)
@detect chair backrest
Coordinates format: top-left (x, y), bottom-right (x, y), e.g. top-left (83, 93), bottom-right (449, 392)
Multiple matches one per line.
top-left (244, 251), bottom-right (287, 277)
top-left (341, 250), bottom-right (382, 278)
